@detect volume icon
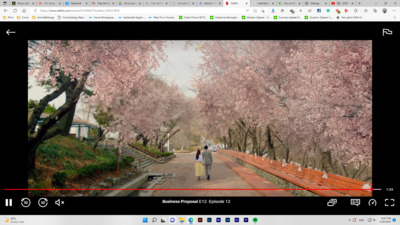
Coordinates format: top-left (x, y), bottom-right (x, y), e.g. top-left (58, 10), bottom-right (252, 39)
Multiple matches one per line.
top-left (5, 199), bottom-right (12, 207)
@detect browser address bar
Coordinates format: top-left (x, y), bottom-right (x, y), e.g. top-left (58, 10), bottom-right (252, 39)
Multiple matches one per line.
top-left (38, 9), bottom-right (121, 13)
top-left (33, 7), bottom-right (247, 14)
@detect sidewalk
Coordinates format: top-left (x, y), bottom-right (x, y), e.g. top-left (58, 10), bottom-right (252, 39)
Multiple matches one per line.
top-left (149, 152), bottom-right (261, 196)
top-left (148, 152), bottom-right (292, 197)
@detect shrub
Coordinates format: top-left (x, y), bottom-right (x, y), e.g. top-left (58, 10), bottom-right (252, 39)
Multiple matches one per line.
top-left (121, 156), bottom-right (134, 167)
top-left (96, 156), bottom-right (109, 163)
top-left (64, 147), bottom-right (78, 158)
top-left (62, 161), bottom-right (76, 170)
top-left (150, 150), bottom-right (174, 158)
top-left (100, 149), bottom-right (117, 160)
top-left (76, 160), bottom-right (117, 179)
top-left (37, 142), bottom-right (78, 164)
top-left (81, 148), bottom-right (95, 160)
top-left (65, 170), bottom-right (78, 180)
top-left (40, 157), bottom-right (56, 166)
top-left (37, 142), bottom-right (64, 159)
top-left (77, 164), bottom-right (98, 178)
top-left (52, 171), bottom-right (67, 188)
top-left (162, 152), bottom-right (174, 157)
top-left (31, 179), bottom-right (51, 196)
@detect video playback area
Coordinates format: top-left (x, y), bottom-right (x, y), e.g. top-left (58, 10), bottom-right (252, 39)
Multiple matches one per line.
top-left (25, 39), bottom-right (372, 197)
top-left (0, 22), bottom-right (399, 215)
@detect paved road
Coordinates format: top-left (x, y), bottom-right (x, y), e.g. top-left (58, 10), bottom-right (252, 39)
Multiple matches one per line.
top-left (149, 152), bottom-right (262, 196)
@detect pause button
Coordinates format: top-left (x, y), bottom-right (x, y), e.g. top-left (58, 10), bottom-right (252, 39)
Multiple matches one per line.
top-left (5, 199), bottom-right (12, 207)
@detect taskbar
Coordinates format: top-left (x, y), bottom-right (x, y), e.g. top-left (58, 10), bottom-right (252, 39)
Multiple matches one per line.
top-left (0, 215), bottom-right (398, 225)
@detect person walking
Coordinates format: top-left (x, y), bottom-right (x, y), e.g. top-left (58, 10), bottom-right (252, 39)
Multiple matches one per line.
top-left (202, 145), bottom-right (213, 180)
top-left (194, 149), bottom-right (205, 180)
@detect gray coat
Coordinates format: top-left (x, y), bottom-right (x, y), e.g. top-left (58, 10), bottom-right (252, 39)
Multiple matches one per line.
top-left (202, 149), bottom-right (213, 165)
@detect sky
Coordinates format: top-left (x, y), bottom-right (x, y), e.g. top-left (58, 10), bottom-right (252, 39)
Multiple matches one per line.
top-left (28, 41), bottom-right (203, 122)
top-left (153, 41), bottom-right (202, 98)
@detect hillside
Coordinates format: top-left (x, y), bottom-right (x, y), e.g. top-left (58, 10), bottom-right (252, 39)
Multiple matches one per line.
top-left (29, 135), bottom-right (135, 196)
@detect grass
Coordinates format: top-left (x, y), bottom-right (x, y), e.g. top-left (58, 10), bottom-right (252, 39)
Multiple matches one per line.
top-left (62, 161), bottom-right (77, 170)
top-left (30, 135), bottom-right (135, 196)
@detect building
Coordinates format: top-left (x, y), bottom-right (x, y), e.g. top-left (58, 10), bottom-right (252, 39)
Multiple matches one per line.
top-left (30, 112), bottom-right (98, 140)
top-left (69, 117), bottom-right (98, 140)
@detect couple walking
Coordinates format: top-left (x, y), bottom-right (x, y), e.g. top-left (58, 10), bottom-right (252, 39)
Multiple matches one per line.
top-left (194, 145), bottom-right (213, 180)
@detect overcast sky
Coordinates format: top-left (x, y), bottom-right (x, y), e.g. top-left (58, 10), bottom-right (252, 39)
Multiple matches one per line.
top-left (154, 41), bottom-right (202, 98)
top-left (28, 41), bottom-right (202, 122)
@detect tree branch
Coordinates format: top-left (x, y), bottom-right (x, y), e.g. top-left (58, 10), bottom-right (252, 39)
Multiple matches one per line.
top-left (29, 71), bottom-right (90, 143)
top-left (28, 73), bottom-right (71, 135)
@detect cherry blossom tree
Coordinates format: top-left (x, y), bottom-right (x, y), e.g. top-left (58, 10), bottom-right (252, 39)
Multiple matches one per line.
top-left (98, 75), bottom-right (189, 155)
top-left (193, 41), bottom-right (289, 155)
top-left (28, 40), bottom-right (166, 175)
top-left (282, 41), bottom-right (372, 174)
top-left (193, 41), bottom-right (372, 179)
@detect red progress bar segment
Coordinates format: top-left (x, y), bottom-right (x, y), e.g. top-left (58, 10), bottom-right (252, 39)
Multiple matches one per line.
top-left (4, 188), bottom-right (374, 191)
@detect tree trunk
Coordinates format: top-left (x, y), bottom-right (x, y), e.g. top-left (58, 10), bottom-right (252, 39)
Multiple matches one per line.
top-left (142, 136), bottom-right (150, 147)
top-left (159, 129), bottom-right (180, 148)
top-left (27, 136), bottom-right (43, 177)
top-left (28, 72), bottom-right (71, 136)
top-left (302, 147), bottom-right (309, 167)
top-left (60, 79), bottom-right (78, 136)
top-left (149, 138), bottom-right (152, 151)
top-left (233, 129), bottom-right (242, 152)
top-left (234, 119), bottom-right (248, 152)
top-left (284, 145), bottom-right (290, 163)
top-left (258, 127), bottom-right (263, 155)
top-left (155, 134), bottom-right (159, 147)
top-left (337, 160), bottom-right (348, 177)
top-left (59, 104), bottom-right (77, 136)
top-left (243, 129), bottom-right (248, 153)
top-left (116, 146), bottom-right (120, 176)
top-left (228, 128), bottom-right (233, 149)
top-left (266, 126), bottom-right (276, 160)
top-left (27, 71), bottom-right (89, 176)
top-left (250, 126), bottom-right (258, 155)
top-left (269, 126), bottom-right (289, 162)
top-left (93, 127), bottom-right (104, 150)
top-left (321, 150), bottom-right (334, 173)
top-left (352, 164), bottom-right (367, 180)
top-left (136, 133), bottom-right (143, 141)
top-left (223, 136), bottom-right (228, 149)
top-left (93, 139), bottom-right (100, 150)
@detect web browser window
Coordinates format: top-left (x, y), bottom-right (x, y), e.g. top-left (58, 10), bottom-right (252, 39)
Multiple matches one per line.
top-left (0, 1), bottom-right (398, 224)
